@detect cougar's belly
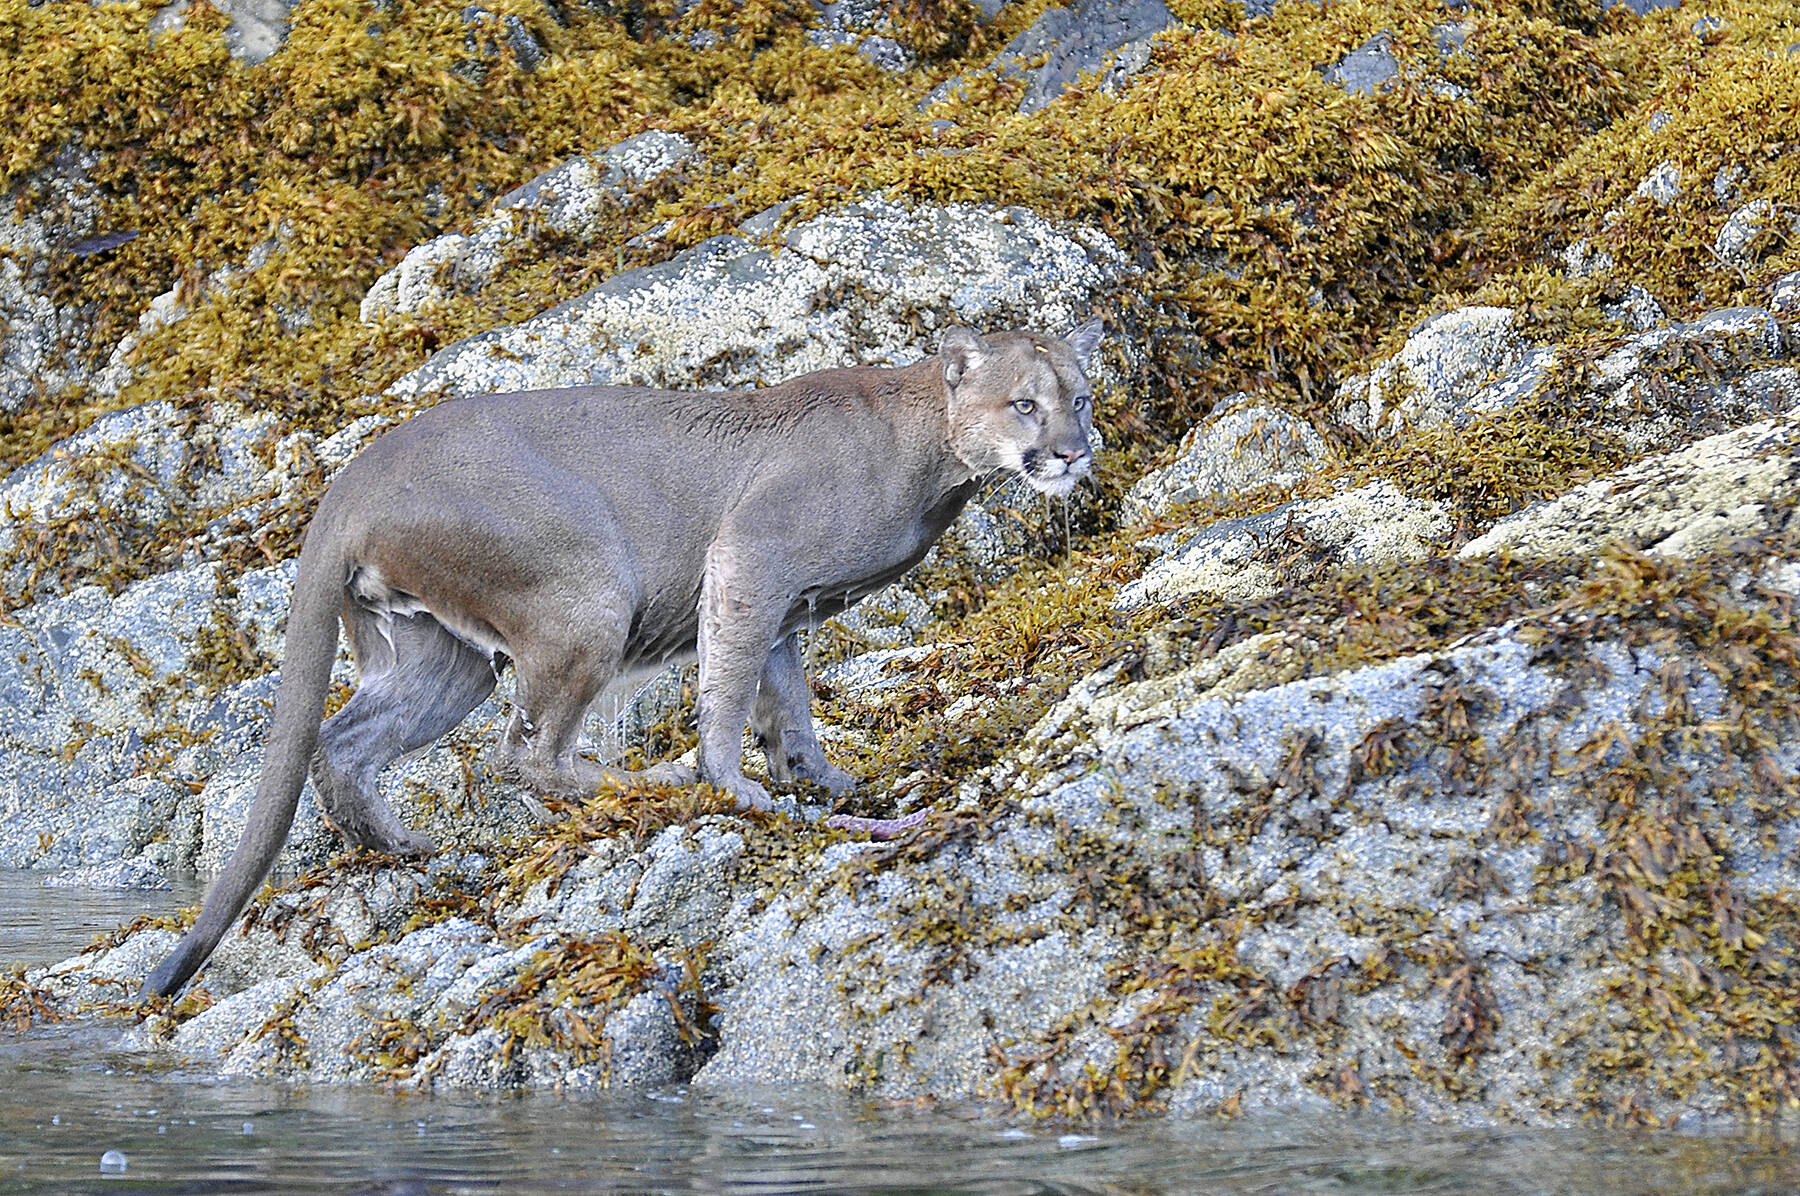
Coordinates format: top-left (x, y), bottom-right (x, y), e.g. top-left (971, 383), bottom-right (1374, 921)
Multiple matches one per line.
top-left (347, 563), bottom-right (512, 664)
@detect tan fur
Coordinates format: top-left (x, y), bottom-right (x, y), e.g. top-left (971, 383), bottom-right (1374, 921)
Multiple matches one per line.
top-left (140, 321), bottom-right (1103, 998)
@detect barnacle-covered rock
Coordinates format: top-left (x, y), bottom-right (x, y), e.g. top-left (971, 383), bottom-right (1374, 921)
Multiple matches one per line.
top-left (1773, 269), bottom-right (1800, 315)
top-left (1334, 307), bottom-right (1543, 439)
top-left (149, 0), bottom-right (293, 65)
top-left (361, 132), bottom-right (700, 321)
top-left (0, 148), bottom-right (102, 414)
top-left (808, 0), bottom-right (918, 72)
top-left (39, 857), bottom-right (172, 890)
top-left (1117, 479), bottom-right (1454, 609)
top-left (1122, 400), bottom-right (1332, 525)
top-left (1321, 32), bottom-right (1400, 95)
top-left (0, 401), bottom-right (279, 608)
top-left (388, 196), bottom-right (1124, 399)
top-left (1714, 199), bottom-right (1800, 270)
top-left (1587, 304), bottom-right (1797, 452)
top-left (1460, 408), bottom-right (1800, 562)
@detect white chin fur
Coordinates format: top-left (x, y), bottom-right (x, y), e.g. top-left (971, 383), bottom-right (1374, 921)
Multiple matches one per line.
top-left (1026, 469), bottom-right (1083, 498)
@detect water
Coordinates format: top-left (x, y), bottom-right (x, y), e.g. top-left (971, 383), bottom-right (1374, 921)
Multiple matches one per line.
top-left (0, 870), bottom-right (205, 968)
top-left (5, 869), bottom-right (1800, 1194)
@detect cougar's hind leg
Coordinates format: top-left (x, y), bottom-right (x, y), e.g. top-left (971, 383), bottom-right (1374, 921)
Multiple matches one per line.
top-left (753, 633), bottom-right (855, 794)
top-left (312, 606), bottom-right (497, 854)
top-left (490, 622), bottom-right (629, 799)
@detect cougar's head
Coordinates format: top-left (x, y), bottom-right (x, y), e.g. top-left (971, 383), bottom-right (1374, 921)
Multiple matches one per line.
top-left (940, 318), bottom-right (1104, 498)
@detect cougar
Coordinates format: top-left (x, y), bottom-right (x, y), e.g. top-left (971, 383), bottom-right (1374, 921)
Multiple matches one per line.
top-left (140, 320), bottom-right (1102, 998)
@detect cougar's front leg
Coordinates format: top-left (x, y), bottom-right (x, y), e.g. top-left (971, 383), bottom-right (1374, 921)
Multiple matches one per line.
top-left (696, 543), bottom-right (786, 812)
top-left (754, 633), bottom-right (856, 794)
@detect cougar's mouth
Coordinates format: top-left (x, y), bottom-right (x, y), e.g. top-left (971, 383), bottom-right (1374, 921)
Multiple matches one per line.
top-left (1019, 448), bottom-right (1090, 497)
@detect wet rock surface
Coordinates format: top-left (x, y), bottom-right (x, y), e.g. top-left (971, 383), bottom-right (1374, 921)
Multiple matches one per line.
top-left (1119, 479), bottom-right (1454, 609)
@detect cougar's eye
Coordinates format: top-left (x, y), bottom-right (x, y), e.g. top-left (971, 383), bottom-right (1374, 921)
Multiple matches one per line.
top-left (1072, 393), bottom-right (1091, 411)
top-left (1012, 398), bottom-right (1036, 415)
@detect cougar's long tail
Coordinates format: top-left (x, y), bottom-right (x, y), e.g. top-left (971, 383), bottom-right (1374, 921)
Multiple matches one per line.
top-left (138, 526), bottom-right (347, 1000)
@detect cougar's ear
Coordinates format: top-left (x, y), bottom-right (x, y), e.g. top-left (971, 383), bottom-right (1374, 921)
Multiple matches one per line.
top-left (940, 326), bottom-right (991, 389)
top-left (1065, 317), bottom-right (1104, 367)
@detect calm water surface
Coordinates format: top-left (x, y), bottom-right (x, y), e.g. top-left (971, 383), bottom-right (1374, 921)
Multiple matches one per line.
top-left (4, 870), bottom-right (1798, 1194)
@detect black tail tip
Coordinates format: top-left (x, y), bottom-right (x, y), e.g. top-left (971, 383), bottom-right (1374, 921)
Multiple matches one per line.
top-left (136, 956), bottom-right (189, 1005)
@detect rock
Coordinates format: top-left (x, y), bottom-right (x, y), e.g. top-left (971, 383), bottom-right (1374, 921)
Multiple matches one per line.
top-left (698, 897), bottom-right (1120, 1095)
top-left (1122, 401), bottom-right (1330, 525)
top-left (1334, 307), bottom-right (1539, 438)
top-left (359, 233), bottom-right (472, 324)
top-left (1604, 284), bottom-right (1666, 330)
top-left (0, 776), bottom-right (175, 871)
top-left (499, 131), bottom-right (696, 232)
top-left (151, 907), bottom-right (705, 1089)
top-left (582, 663), bottom-right (691, 763)
top-left (168, 974), bottom-right (314, 1060)
top-left (1012, 0), bottom-right (1175, 114)
top-left (0, 563), bottom-right (225, 868)
top-left (689, 598), bottom-right (1796, 1116)
top-left (361, 132), bottom-right (700, 321)
top-left (1459, 409), bottom-right (1800, 563)
top-left (1605, 0), bottom-right (1681, 15)
top-left (150, 0), bottom-right (293, 64)
top-left (1774, 270), bottom-right (1800, 316)
top-left (41, 858), bottom-right (171, 890)
top-left (460, 5), bottom-right (546, 76)
top-left (23, 564), bottom-right (220, 737)
top-left (1632, 159), bottom-right (1682, 205)
top-left (1020, 622), bottom-right (1786, 1122)
top-left (818, 644), bottom-right (939, 698)
top-left (0, 147), bottom-right (101, 413)
top-left (1322, 33), bottom-right (1399, 95)
top-left (0, 620), bottom-right (64, 755)
top-left (1587, 305), bottom-right (1796, 453)
top-left (506, 822), bottom-right (745, 949)
top-left (0, 559), bottom-right (336, 873)
top-left (1714, 199), bottom-right (1800, 270)
top-left (826, 583), bottom-right (935, 649)
top-left (388, 196), bottom-right (1124, 400)
top-left (924, 0), bottom-right (1177, 115)
top-left (808, 0), bottom-right (918, 72)
top-left (1561, 238), bottom-right (1614, 278)
top-left (1334, 301), bottom-right (1795, 452)
top-left (1713, 164), bottom-right (1747, 207)
top-left (31, 927), bottom-right (182, 1008)
top-left (1116, 480), bottom-right (1455, 610)
top-left (94, 231), bottom-right (280, 400)
top-left (0, 399), bottom-right (280, 607)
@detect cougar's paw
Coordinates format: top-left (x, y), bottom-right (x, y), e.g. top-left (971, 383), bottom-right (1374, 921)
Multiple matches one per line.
top-left (340, 822), bottom-right (436, 857)
top-left (388, 828), bottom-right (438, 857)
top-left (803, 761), bottom-right (858, 796)
top-left (716, 774), bottom-right (774, 813)
top-left (642, 760), bottom-right (700, 787)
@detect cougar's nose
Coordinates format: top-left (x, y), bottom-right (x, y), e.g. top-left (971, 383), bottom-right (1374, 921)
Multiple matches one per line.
top-left (1056, 445), bottom-right (1089, 465)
